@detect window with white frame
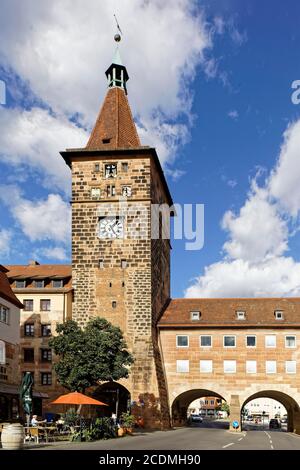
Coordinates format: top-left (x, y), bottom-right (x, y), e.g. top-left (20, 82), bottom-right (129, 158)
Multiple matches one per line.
top-left (285, 335), bottom-right (296, 348)
top-left (176, 335), bottom-right (189, 348)
top-left (224, 336), bottom-right (236, 347)
top-left (246, 335), bottom-right (256, 347)
top-left (0, 340), bottom-right (5, 364)
top-left (265, 335), bottom-right (276, 348)
top-left (176, 360), bottom-right (189, 373)
top-left (200, 335), bottom-right (212, 347)
top-left (246, 360), bottom-right (257, 374)
top-left (190, 311), bottom-right (200, 321)
top-left (16, 280), bottom-right (26, 288)
top-left (236, 311), bottom-right (246, 320)
top-left (266, 361), bottom-right (277, 374)
top-left (91, 188), bottom-right (101, 199)
top-left (200, 360), bottom-right (213, 373)
top-left (0, 305), bottom-right (9, 324)
top-left (285, 361), bottom-right (296, 374)
top-left (224, 360), bottom-right (236, 373)
top-left (275, 310), bottom-right (284, 320)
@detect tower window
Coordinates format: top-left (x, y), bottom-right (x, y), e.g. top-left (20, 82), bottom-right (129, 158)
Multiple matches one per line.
top-left (190, 311), bottom-right (200, 321)
top-left (122, 281), bottom-right (125, 287)
top-left (94, 163), bottom-right (100, 172)
top-left (275, 310), bottom-right (283, 320)
top-left (102, 138), bottom-right (111, 144)
top-left (109, 282), bottom-right (112, 288)
top-left (122, 186), bottom-right (132, 197)
top-left (105, 164), bottom-right (117, 178)
top-left (107, 185), bottom-right (116, 197)
top-left (98, 259), bottom-right (104, 269)
top-left (236, 311), bottom-right (246, 320)
top-left (121, 259), bottom-right (127, 269)
top-left (122, 162), bottom-right (128, 172)
top-left (112, 301), bottom-right (117, 309)
top-left (91, 188), bottom-right (101, 199)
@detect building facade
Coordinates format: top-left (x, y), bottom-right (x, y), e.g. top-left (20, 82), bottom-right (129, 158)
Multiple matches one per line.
top-left (6, 261), bottom-right (72, 413)
top-left (0, 265), bottom-right (23, 420)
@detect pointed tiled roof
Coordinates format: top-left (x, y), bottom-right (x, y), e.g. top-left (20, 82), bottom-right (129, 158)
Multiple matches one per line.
top-left (0, 265), bottom-right (23, 308)
top-left (85, 87), bottom-right (141, 150)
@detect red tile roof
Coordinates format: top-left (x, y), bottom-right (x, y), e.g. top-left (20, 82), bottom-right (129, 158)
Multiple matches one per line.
top-left (86, 87), bottom-right (141, 150)
top-left (158, 298), bottom-right (300, 328)
top-left (0, 265), bottom-right (23, 308)
top-left (5, 264), bottom-right (71, 279)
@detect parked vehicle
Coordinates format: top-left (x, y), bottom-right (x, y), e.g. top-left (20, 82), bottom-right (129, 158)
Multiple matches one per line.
top-left (190, 414), bottom-right (203, 423)
top-left (269, 419), bottom-right (281, 429)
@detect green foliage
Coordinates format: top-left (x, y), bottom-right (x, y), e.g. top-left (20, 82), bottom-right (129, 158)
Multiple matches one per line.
top-left (221, 402), bottom-right (230, 416)
top-left (120, 411), bottom-right (136, 428)
top-left (63, 408), bottom-right (78, 427)
top-left (49, 318), bottom-right (133, 392)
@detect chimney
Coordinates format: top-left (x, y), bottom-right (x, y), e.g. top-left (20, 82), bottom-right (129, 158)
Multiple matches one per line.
top-left (28, 260), bottom-right (40, 266)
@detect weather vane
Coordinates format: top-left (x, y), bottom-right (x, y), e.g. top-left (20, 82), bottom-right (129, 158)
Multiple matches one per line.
top-left (114, 14), bottom-right (123, 42)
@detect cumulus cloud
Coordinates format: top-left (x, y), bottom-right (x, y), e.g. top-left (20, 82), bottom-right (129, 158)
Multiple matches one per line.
top-left (227, 110), bottom-right (239, 120)
top-left (185, 118), bottom-right (300, 298)
top-left (0, 229), bottom-right (11, 258)
top-left (0, 186), bottom-right (70, 243)
top-left (35, 246), bottom-right (69, 261)
top-left (0, 107), bottom-right (88, 194)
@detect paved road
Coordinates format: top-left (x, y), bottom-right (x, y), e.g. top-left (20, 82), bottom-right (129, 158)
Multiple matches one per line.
top-left (32, 426), bottom-right (300, 451)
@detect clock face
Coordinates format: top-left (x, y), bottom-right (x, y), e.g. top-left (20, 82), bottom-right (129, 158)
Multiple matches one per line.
top-left (99, 217), bottom-right (124, 239)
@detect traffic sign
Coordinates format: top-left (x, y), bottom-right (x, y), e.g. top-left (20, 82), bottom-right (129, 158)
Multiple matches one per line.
top-left (232, 420), bottom-right (239, 429)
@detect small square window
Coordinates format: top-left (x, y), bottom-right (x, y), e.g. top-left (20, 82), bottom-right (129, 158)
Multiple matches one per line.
top-left (122, 162), bottom-right (128, 172)
top-left (224, 336), bottom-right (236, 347)
top-left (190, 311), bottom-right (200, 321)
top-left (246, 335), bottom-right (256, 347)
top-left (41, 324), bottom-right (51, 337)
top-left (98, 259), bottom-right (104, 269)
top-left (35, 280), bottom-right (44, 288)
top-left (200, 360), bottom-right (213, 373)
top-left (102, 138), bottom-right (111, 144)
top-left (107, 185), bottom-right (116, 197)
top-left (285, 335), bottom-right (296, 348)
top-left (41, 372), bottom-right (52, 385)
top-left (105, 164), bottom-right (117, 178)
top-left (266, 361), bottom-right (277, 374)
top-left (94, 163), bottom-right (100, 172)
top-left (16, 280), bottom-right (26, 288)
top-left (41, 349), bottom-right (52, 363)
top-left (265, 335), bottom-right (276, 348)
top-left (24, 324), bottom-right (34, 337)
top-left (91, 188), bottom-right (101, 199)
top-left (121, 259), bottom-right (127, 269)
top-left (236, 311), bottom-right (245, 320)
top-left (122, 186), bottom-right (132, 197)
top-left (23, 348), bottom-right (34, 363)
top-left (23, 300), bottom-right (33, 312)
top-left (40, 300), bottom-right (51, 312)
top-left (200, 336), bottom-right (212, 347)
top-left (112, 301), bottom-right (117, 309)
top-left (246, 360), bottom-right (257, 374)
top-left (52, 280), bottom-right (63, 288)
top-left (275, 310), bottom-right (283, 320)
top-left (286, 361), bottom-right (296, 374)
top-left (224, 360), bottom-right (236, 373)
top-left (176, 360), bottom-right (189, 373)
top-left (176, 335), bottom-right (189, 347)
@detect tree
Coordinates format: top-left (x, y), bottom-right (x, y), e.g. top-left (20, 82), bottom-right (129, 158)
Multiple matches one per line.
top-left (220, 402), bottom-right (230, 416)
top-left (49, 318), bottom-right (133, 392)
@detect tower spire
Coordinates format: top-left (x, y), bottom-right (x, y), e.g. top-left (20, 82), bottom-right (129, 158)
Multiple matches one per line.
top-left (105, 34), bottom-right (129, 94)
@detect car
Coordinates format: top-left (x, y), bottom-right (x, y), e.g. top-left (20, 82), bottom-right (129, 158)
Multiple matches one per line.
top-left (190, 414), bottom-right (203, 423)
top-left (280, 418), bottom-right (287, 424)
top-left (269, 419), bottom-right (281, 429)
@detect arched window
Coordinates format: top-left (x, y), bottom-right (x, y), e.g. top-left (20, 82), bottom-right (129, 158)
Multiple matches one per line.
top-left (0, 340), bottom-right (5, 364)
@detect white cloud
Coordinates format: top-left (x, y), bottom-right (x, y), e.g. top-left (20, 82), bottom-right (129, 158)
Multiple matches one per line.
top-left (0, 0), bottom-right (211, 165)
top-left (185, 118), bottom-right (300, 298)
top-left (0, 229), bottom-right (11, 258)
top-left (0, 186), bottom-right (70, 243)
top-left (268, 120), bottom-right (300, 217)
top-left (36, 246), bottom-right (69, 261)
top-left (227, 110), bottom-right (239, 120)
top-left (0, 107), bottom-right (88, 194)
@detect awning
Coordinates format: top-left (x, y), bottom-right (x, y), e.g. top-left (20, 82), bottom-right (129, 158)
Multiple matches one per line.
top-left (0, 383), bottom-right (48, 399)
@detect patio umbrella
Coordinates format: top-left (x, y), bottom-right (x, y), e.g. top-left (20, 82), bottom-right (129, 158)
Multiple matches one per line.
top-left (20, 372), bottom-right (34, 426)
top-left (51, 391), bottom-right (108, 406)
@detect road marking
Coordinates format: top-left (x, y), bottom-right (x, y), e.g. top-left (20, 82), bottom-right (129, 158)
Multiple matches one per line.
top-left (222, 442), bottom-right (234, 448)
top-left (270, 445), bottom-right (274, 449)
top-left (264, 431), bottom-right (271, 439)
top-left (238, 437), bottom-right (243, 441)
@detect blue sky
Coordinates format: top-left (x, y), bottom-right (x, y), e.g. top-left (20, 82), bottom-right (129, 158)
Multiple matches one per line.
top-left (1, 1), bottom-right (300, 298)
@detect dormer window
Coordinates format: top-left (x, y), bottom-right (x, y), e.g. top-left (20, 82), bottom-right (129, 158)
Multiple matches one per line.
top-left (236, 311), bottom-right (246, 320)
top-left (16, 280), bottom-right (26, 288)
top-left (102, 138), bottom-right (111, 144)
top-left (35, 280), bottom-right (44, 288)
top-left (275, 310), bottom-right (284, 320)
top-left (105, 164), bottom-right (117, 178)
top-left (190, 311), bottom-right (200, 321)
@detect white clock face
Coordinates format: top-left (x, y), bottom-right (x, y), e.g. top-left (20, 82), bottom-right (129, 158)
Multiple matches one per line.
top-left (99, 217), bottom-right (124, 239)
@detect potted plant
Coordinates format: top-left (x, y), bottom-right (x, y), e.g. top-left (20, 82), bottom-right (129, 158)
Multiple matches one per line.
top-left (120, 412), bottom-right (136, 434)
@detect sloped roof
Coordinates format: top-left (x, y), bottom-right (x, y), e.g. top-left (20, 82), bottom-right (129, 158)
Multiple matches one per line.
top-left (86, 86), bottom-right (141, 150)
top-left (0, 265), bottom-right (23, 308)
top-left (158, 298), bottom-right (300, 328)
top-left (5, 264), bottom-right (71, 279)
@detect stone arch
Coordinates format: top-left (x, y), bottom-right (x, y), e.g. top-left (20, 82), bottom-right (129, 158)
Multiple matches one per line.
top-left (92, 381), bottom-right (131, 420)
top-left (241, 389), bottom-right (300, 433)
top-left (171, 388), bottom-right (227, 426)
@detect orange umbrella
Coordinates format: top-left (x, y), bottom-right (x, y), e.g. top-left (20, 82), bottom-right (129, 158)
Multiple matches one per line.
top-left (51, 391), bottom-right (108, 406)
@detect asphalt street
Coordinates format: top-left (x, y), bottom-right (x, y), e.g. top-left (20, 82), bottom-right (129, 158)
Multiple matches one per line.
top-left (31, 425), bottom-right (300, 451)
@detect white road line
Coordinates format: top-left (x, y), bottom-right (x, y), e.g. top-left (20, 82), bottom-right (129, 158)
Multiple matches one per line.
top-left (222, 442), bottom-right (234, 448)
top-left (271, 445), bottom-right (274, 449)
top-left (269, 440), bottom-right (272, 444)
top-left (264, 431), bottom-right (271, 439)
top-left (238, 437), bottom-right (243, 441)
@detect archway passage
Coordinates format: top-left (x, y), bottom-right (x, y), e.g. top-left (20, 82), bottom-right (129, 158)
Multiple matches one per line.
top-left (92, 382), bottom-right (131, 420)
top-left (171, 389), bottom-right (227, 428)
top-left (241, 390), bottom-right (300, 433)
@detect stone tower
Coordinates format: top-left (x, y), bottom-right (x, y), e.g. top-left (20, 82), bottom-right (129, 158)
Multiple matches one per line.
top-left (61, 44), bottom-right (172, 427)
